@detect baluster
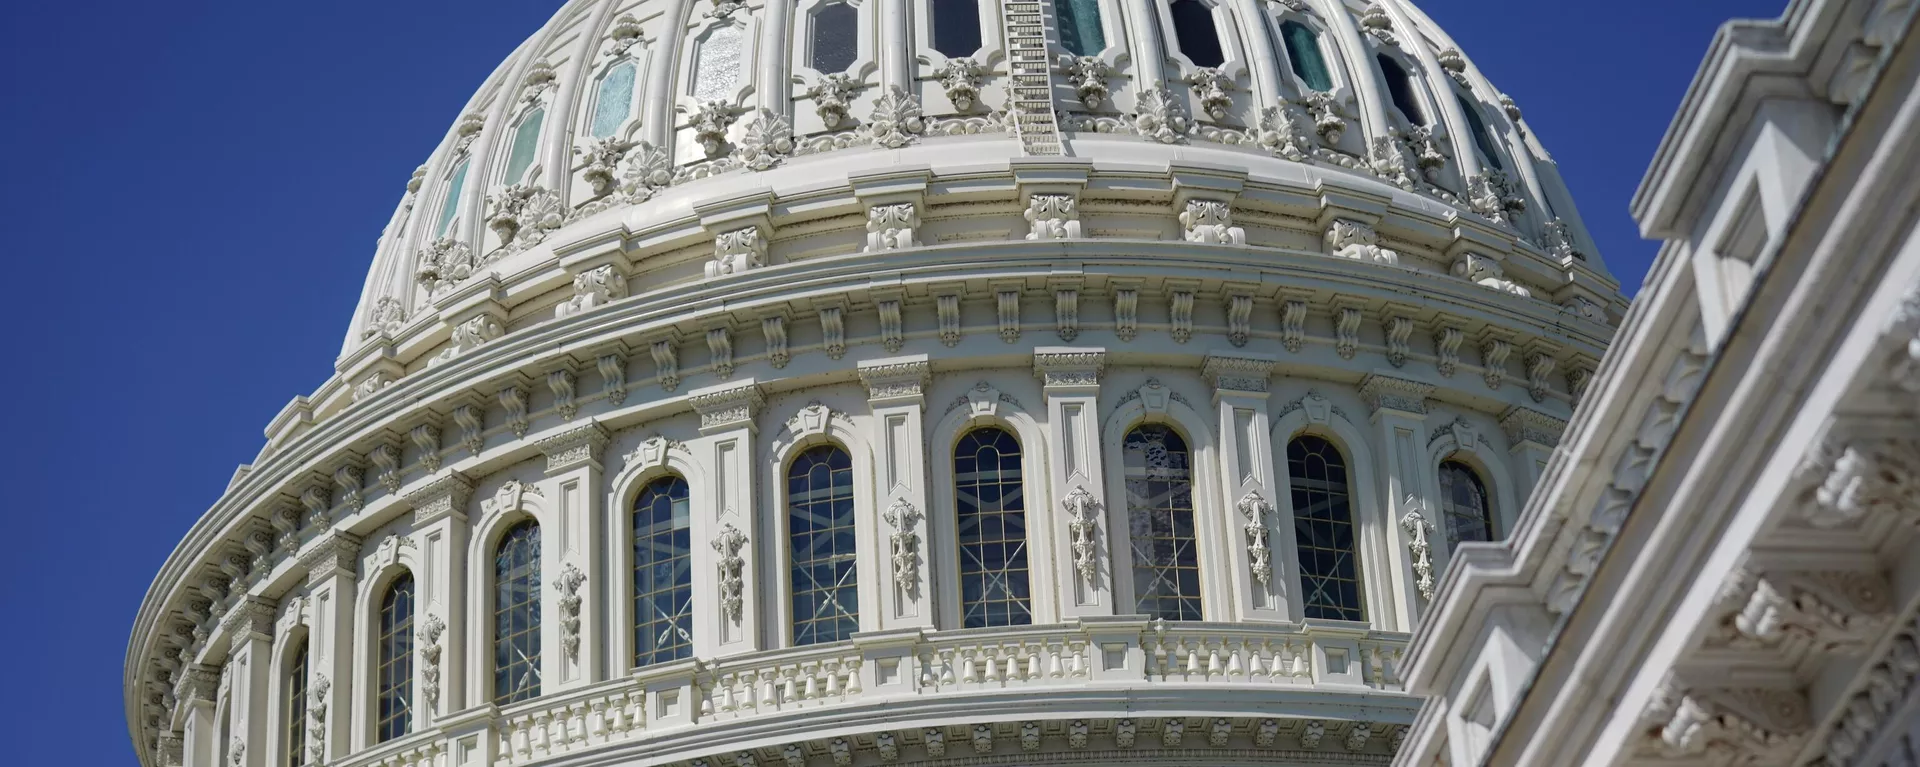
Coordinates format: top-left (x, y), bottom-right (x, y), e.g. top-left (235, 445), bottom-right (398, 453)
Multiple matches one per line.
top-left (1003, 647), bottom-right (1019, 682)
top-left (720, 674), bottom-right (738, 712)
top-left (515, 715), bottom-right (533, 761)
top-left (1047, 641), bottom-right (1065, 678)
top-left (589, 699), bottom-right (608, 743)
top-left (1206, 640), bottom-right (1223, 677)
top-left (939, 648), bottom-right (956, 685)
top-left (1225, 639), bottom-right (1244, 677)
top-left (1025, 643), bottom-right (1042, 680)
top-left (1183, 639), bottom-right (1202, 677)
top-left (919, 651), bottom-right (936, 688)
top-left (1291, 641), bottom-right (1311, 680)
top-left (1072, 641), bottom-right (1088, 677)
top-left (533, 711), bottom-right (553, 757)
top-left (1150, 634), bottom-right (1169, 680)
top-left (825, 660), bottom-right (843, 697)
top-left (960, 649), bottom-right (979, 683)
top-left (782, 666), bottom-right (800, 705)
top-left (575, 702), bottom-right (591, 746)
top-left (844, 657), bottom-right (863, 695)
top-left (804, 662), bottom-right (822, 700)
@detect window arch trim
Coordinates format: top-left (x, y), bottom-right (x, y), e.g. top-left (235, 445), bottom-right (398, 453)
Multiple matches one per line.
top-left (1423, 427), bottom-right (1520, 556)
top-left (373, 570), bottom-right (417, 743)
top-left (1098, 387), bottom-right (1224, 625)
top-left (784, 441), bottom-right (862, 646)
top-left (607, 440), bottom-right (713, 674)
top-left (630, 473), bottom-right (695, 668)
top-left (928, 395), bottom-right (1054, 629)
top-left (464, 481), bottom-right (553, 708)
top-left (585, 57), bottom-right (644, 140)
top-left (1159, 0), bottom-right (1238, 71)
top-left (1375, 51), bottom-right (1431, 127)
top-left (1268, 403), bottom-right (1399, 631)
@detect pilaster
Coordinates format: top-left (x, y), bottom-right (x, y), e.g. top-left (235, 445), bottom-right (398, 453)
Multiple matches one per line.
top-left (1034, 347), bottom-right (1110, 619)
top-left (688, 380), bottom-right (766, 655)
top-left (221, 597), bottom-right (275, 767)
top-left (1500, 406), bottom-right (1566, 500)
top-left (858, 356), bottom-right (935, 630)
top-left (299, 530), bottom-right (361, 764)
top-left (1357, 373), bottom-right (1435, 631)
top-left (536, 421), bottom-right (611, 691)
top-left (1202, 353), bottom-right (1287, 622)
top-left (404, 472), bottom-right (473, 724)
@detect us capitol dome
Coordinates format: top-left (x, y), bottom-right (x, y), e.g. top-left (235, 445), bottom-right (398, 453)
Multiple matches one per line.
top-left (124, 0), bottom-right (1625, 765)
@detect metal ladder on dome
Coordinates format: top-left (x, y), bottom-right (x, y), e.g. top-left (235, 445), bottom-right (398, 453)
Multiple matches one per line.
top-left (1000, 0), bottom-right (1064, 156)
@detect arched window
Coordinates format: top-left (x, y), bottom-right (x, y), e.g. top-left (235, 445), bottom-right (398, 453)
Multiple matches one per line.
top-left (435, 160), bottom-right (469, 236)
top-left (1169, 0), bottom-right (1226, 68)
top-left (589, 60), bottom-right (638, 138)
top-left (1123, 424), bottom-right (1204, 621)
top-left (285, 641), bottom-right (307, 766)
top-left (694, 25), bottom-right (747, 100)
top-left (1439, 460), bottom-right (1495, 551)
top-left (955, 428), bottom-right (1031, 627)
top-left (494, 522), bottom-right (542, 704)
top-left (1289, 435), bottom-right (1365, 621)
top-left (633, 476), bottom-right (694, 667)
top-left (789, 445), bottom-right (858, 645)
top-left (1055, 0), bottom-right (1106, 56)
top-left (1456, 95), bottom-right (1505, 171)
top-left (931, 0), bottom-right (982, 57)
top-left (503, 108), bottom-right (546, 185)
top-left (809, 3), bottom-right (859, 74)
top-left (1378, 55), bottom-right (1425, 125)
top-left (1280, 20), bottom-right (1332, 92)
top-left (375, 573), bottom-right (414, 743)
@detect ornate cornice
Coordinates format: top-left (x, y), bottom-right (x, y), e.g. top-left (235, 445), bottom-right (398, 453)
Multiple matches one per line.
top-left (177, 664), bottom-right (218, 704)
top-left (1499, 406), bottom-right (1569, 449)
top-left (1202, 353), bottom-right (1276, 395)
top-left (538, 420), bottom-right (612, 474)
top-left (1357, 374), bottom-right (1434, 417)
top-left (299, 531), bottom-right (363, 584)
top-left (688, 380), bottom-right (766, 434)
top-left (1033, 347), bottom-right (1107, 390)
top-left (405, 471), bottom-right (474, 525)
top-left (857, 355), bottom-right (931, 404)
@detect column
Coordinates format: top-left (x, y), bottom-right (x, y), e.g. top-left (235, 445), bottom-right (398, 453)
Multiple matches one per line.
top-left (221, 597), bottom-right (276, 767)
top-left (1120, 0), bottom-right (1166, 87)
top-left (1357, 373), bottom-right (1435, 631)
top-left (688, 380), bottom-right (767, 656)
top-left (1310, 0), bottom-right (1389, 140)
top-left (403, 472), bottom-right (473, 725)
top-left (879, 0), bottom-right (913, 92)
top-left (299, 532), bottom-right (361, 765)
top-left (537, 421), bottom-right (612, 691)
top-left (1034, 348), bottom-right (1111, 619)
top-left (1500, 406), bottom-right (1565, 501)
top-left (178, 665), bottom-right (219, 767)
top-left (1202, 353), bottom-right (1287, 622)
top-left (858, 356), bottom-right (936, 630)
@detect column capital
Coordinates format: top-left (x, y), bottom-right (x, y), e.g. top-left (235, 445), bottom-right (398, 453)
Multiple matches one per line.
top-left (177, 663), bottom-right (220, 703)
top-left (1499, 406), bottom-right (1568, 449)
top-left (1202, 352), bottom-right (1276, 398)
top-left (406, 471), bottom-right (474, 525)
top-left (857, 354), bottom-right (931, 405)
top-left (1358, 373), bottom-right (1435, 418)
top-left (300, 531), bottom-right (363, 585)
top-left (689, 379), bottom-right (766, 435)
top-left (1034, 347), bottom-right (1107, 392)
top-left (538, 420), bottom-right (612, 474)
top-left (218, 596), bottom-right (276, 653)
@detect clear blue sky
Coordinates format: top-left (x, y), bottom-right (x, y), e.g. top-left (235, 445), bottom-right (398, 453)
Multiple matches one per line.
top-left (0, 1), bottom-right (1782, 764)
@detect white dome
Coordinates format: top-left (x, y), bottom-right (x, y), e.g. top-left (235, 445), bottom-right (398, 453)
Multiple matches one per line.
top-left (128, 2), bottom-right (1625, 766)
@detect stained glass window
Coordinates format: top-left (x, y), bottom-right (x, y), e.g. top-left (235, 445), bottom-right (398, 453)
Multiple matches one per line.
top-left (1124, 424), bottom-right (1204, 621)
top-left (285, 640), bottom-right (307, 766)
top-left (504, 108), bottom-right (545, 185)
top-left (1290, 436), bottom-right (1365, 621)
top-left (1055, 0), bottom-right (1105, 56)
top-left (1378, 55), bottom-right (1425, 125)
top-left (1169, 0), bottom-right (1225, 69)
top-left (376, 573), bottom-right (414, 743)
top-left (1439, 461), bottom-right (1495, 552)
top-left (809, 4), bottom-right (858, 74)
top-left (696, 25), bottom-right (746, 100)
top-left (1457, 95), bottom-right (1505, 171)
top-left (955, 428), bottom-right (1031, 628)
top-left (789, 445), bottom-right (859, 645)
top-left (931, 0), bottom-right (982, 57)
top-left (590, 61), bottom-right (638, 138)
top-left (494, 522), bottom-right (542, 704)
top-left (436, 160), bottom-right (469, 236)
top-left (633, 476), bottom-right (694, 667)
top-left (1280, 20), bottom-right (1332, 92)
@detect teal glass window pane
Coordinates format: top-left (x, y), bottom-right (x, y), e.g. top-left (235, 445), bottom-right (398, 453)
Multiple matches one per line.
top-left (504, 108), bottom-right (545, 185)
top-left (1457, 94), bottom-right (1504, 170)
top-left (1378, 55), bottom-right (1425, 125)
top-left (1281, 21), bottom-right (1332, 92)
top-left (436, 160), bottom-right (469, 236)
top-left (1054, 0), bottom-right (1105, 56)
top-left (590, 61), bottom-right (637, 138)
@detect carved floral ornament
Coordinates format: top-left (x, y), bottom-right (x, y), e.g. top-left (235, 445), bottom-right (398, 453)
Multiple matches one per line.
top-left (1063, 486), bottom-right (1100, 583)
top-left (882, 498), bottom-right (923, 593)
